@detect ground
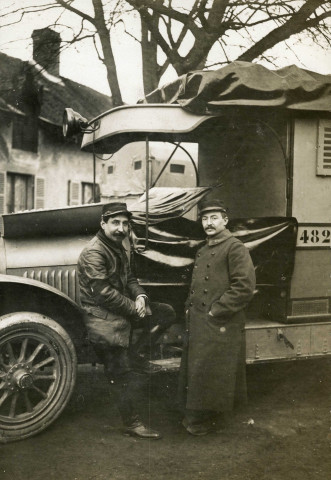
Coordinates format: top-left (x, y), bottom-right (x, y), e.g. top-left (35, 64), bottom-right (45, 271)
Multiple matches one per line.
top-left (1, 358), bottom-right (330, 480)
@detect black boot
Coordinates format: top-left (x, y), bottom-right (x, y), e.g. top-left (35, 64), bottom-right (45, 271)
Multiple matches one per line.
top-left (124, 416), bottom-right (162, 439)
top-left (130, 353), bottom-right (163, 374)
top-left (112, 376), bottom-right (163, 439)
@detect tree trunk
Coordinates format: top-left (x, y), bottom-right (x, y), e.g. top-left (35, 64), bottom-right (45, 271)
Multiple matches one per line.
top-left (140, 12), bottom-right (160, 95)
top-left (92, 0), bottom-right (123, 106)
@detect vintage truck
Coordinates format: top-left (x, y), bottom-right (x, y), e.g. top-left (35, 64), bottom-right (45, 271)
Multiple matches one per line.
top-left (0, 62), bottom-right (330, 443)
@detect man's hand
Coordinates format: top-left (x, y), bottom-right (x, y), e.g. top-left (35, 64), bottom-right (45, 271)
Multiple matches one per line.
top-left (135, 296), bottom-right (146, 318)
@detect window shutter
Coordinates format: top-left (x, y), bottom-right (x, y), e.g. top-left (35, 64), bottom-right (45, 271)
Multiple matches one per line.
top-left (35, 177), bottom-right (45, 209)
top-left (317, 119), bottom-right (331, 175)
top-left (0, 172), bottom-right (6, 215)
top-left (0, 172), bottom-right (6, 235)
top-left (69, 181), bottom-right (80, 206)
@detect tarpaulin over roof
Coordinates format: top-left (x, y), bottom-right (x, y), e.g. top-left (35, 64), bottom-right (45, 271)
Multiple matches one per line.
top-left (130, 186), bottom-right (212, 224)
top-left (140, 61), bottom-right (331, 114)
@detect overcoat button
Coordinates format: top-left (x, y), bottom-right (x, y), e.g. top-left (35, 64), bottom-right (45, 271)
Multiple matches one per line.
top-left (211, 252), bottom-right (215, 255)
top-left (204, 289), bottom-right (208, 293)
top-left (202, 302), bottom-right (206, 306)
top-left (194, 265), bottom-right (198, 269)
top-left (197, 253), bottom-right (201, 257)
top-left (205, 276), bottom-right (209, 280)
top-left (189, 302), bottom-right (193, 306)
top-left (191, 290), bottom-right (194, 294)
top-left (220, 327), bottom-right (226, 333)
top-left (207, 264), bottom-right (210, 268)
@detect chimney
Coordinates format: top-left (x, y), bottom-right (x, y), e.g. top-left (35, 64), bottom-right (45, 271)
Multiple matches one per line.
top-left (32, 28), bottom-right (61, 76)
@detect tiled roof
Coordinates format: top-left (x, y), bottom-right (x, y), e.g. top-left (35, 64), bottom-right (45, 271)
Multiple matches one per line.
top-left (0, 52), bottom-right (113, 126)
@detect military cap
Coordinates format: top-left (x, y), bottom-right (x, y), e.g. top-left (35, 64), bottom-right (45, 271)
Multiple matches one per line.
top-left (199, 199), bottom-right (228, 216)
top-left (101, 202), bottom-right (132, 219)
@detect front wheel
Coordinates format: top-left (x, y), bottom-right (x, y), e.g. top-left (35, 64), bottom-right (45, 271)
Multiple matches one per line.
top-left (0, 312), bottom-right (77, 443)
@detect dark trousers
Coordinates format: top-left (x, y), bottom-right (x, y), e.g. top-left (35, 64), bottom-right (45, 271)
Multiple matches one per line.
top-left (92, 302), bottom-right (175, 426)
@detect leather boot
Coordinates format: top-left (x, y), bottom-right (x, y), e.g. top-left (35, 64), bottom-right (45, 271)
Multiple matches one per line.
top-left (124, 418), bottom-right (163, 439)
top-left (130, 353), bottom-right (163, 374)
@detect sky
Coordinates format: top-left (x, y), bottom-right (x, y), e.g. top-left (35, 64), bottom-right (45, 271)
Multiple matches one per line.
top-left (0, 1), bottom-right (330, 104)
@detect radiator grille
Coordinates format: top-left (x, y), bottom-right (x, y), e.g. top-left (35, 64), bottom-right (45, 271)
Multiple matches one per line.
top-left (21, 267), bottom-right (79, 304)
top-left (291, 299), bottom-right (329, 316)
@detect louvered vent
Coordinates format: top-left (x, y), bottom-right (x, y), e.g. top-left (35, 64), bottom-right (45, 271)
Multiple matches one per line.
top-left (291, 299), bottom-right (329, 316)
top-left (317, 119), bottom-right (331, 175)
top-left (21, 267), bottom-right (79, 303)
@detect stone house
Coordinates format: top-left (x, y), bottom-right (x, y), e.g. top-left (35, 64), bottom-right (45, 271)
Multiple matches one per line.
top-left (0, 28), bottom-right (113, 217)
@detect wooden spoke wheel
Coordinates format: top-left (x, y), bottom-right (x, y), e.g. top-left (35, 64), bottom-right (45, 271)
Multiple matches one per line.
top-left (0, 312), bottom-right (77, 443)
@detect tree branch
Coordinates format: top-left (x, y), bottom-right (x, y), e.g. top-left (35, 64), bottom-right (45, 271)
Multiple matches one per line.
top-left (125, 0), bottom-right (202, 37)
top-left (236, 0), bottom-right (330, 62)
top-left (54, 0), bottom-right (95, 25)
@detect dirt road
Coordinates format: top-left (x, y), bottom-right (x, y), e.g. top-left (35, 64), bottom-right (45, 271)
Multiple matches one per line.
top-left (1, 358), bottom-right (330, 480)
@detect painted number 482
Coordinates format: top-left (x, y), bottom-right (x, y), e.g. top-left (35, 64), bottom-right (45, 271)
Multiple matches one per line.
top-left (300, 229), bottom-right (331, 244)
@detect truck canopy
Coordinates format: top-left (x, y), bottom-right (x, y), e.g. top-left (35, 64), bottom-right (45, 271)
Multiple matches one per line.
top-left (81, 61), bottom-right (331, 155)
top-left (140, 61), bottom-right (331, 113)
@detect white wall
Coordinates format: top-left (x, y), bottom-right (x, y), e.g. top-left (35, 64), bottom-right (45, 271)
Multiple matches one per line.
top-left (292, 118), bottom-right (331, 223)
top-left (101, 141), bottom-right (198, 199)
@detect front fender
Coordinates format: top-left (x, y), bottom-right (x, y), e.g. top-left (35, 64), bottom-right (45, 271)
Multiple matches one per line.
top-left (0, 273), bottom-right (82, 312)
top-left (0, 274), bottom-right (91, 363)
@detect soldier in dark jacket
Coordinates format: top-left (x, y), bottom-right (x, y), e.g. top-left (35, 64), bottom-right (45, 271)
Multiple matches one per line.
top-left (179, 199), bottom-right (256, 435)
top-left (77, 202), bottom-right (176, 439)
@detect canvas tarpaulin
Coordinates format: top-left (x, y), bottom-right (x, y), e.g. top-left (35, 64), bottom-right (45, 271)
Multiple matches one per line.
top-left (129, 186), bottom-right (213, 224)
top-left (131, 212), bottom-right (298, 289)
top-left (140, 61), bottom-right (331, 113)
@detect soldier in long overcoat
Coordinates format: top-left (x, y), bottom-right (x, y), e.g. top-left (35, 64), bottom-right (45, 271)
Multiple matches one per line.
top-left (77, 202), bottom-right (176, 439)
top-left (179, 199), bottom-right (256, 435)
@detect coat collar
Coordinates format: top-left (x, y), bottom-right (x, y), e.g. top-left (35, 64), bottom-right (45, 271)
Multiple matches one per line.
top-left (96, 229), bottom-right (127, 255)
top-left (207, 228), bottom-right (233, 246)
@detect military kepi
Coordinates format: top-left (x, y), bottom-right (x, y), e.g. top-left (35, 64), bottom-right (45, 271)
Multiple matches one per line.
top-left (101, 202), bottom-right (132, 219)
top-left (199, 199), bottom-right (227, 216)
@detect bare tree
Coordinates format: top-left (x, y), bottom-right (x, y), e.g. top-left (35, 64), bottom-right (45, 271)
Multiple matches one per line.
top-left (129, 1), bottom-right (330, 78)
top-left (1, 0), bottom-right (330, 104)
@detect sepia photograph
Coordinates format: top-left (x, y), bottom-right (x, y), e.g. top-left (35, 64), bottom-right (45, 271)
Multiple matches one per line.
top-left (0, 1), bottom-right (330, 479)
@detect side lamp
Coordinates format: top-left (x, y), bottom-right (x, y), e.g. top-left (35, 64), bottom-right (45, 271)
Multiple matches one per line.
top-left (63, 108), bottom-right (89, 139)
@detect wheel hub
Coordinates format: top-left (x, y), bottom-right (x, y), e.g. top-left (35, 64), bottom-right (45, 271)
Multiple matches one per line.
top-left (15, 372), bottom-right (34, 389)
top-left (5, 364), bottom-right (34, 391)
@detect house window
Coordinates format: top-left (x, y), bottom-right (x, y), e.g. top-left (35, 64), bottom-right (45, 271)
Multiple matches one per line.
top-left (12, 114), bottom-right (38, 153)
top-left (108, 165), bottom-right (114, 174)
top-left (82, 182), bottom-right (100, 204)
top-left (6, 173), bottom-right (34, 213)
top-left (170, 163), bottom-right (185, 174)
top-left (134, 160), bottom-right (142, 170)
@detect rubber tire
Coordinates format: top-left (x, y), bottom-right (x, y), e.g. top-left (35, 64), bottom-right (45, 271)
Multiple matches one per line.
top-left (0, 312), bottom-right (77, 443)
